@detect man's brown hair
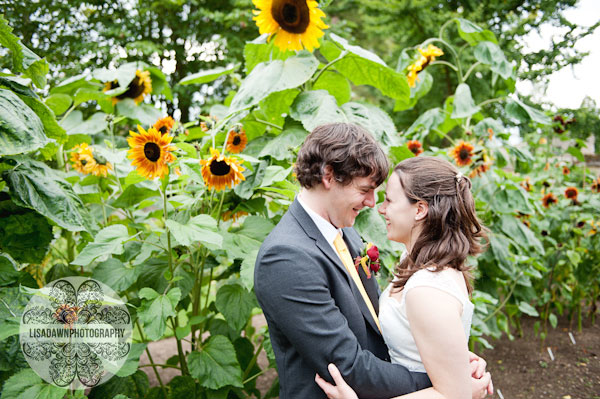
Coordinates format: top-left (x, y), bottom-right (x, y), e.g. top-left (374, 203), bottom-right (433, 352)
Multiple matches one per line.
top-left (294, 123), bottom-right (389, 188)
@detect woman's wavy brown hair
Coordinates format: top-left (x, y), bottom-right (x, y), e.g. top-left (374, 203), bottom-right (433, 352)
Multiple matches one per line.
top-left (391, 156), bottom-right (487, 293)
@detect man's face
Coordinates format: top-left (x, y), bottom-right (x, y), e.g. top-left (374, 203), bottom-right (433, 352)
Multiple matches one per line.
top-left (326, 176), bottom-right (378, 228)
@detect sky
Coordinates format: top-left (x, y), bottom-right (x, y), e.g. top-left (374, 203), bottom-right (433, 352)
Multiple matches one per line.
top-left (516, 0), bottom-right (600, 109)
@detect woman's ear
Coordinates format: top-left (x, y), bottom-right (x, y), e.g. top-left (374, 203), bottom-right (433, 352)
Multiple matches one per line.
top-left (415, 201), bottom-right (429, 221)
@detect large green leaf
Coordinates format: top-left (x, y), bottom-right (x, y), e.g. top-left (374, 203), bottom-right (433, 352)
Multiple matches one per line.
top-left (354, 208), bottom-right (404, 253)
top-left (451, 83), bottom-right (480, 119)
top-left (0, 368), bottom-right (67, 399)
top-left (166, 214), bottom-right (223, 247)
top-left (60, 110), bottom-right (108, 136)
top-left (92, 258), bottom-right (139, 292)
top-left (341, 102), bottom-right (398, 147)
top-left (234, 160), bottom-right (268, 199)
top-left (0, 89), bottom-right (50, 155)
top-left (4, 159), bottom-right (97, 233)
top-left (112, 185), bottom-right (158, 209)
top-left (313, 70), bottom-right (351, 105)
top-left (240, 249), bottom-right (259, 291)
top-left (44, 93), bottom-right (73, 116)
top-left (499, 215), bottom-right (544, 254)
top-left (215, 283), bottom-right (256, 332)
top-left (454, 18), bottom-right (497, 46)
top-left (320, 35), bottom-right (410, 101)
top-left (116, 99), bottom-right (163, 126)
top-left (406, 107), bottom-right (446, 135)
top-left (258, 125), bottom-right (307, 161)
top-left (505, 98), bottom-right (551, 125)
top-left (394, 70), bottom-right (433, 111)
top-left (230, 51), bottom-right (318, 113)
top-left (21, 46), bottom-right (49, 89)
top-left (72, 224), bottom-right (130, 266)
top-left (115, 343), bottom-right (147, 378)
top-left (389, 145), bottom-right (415, 165)
top-left (19, 94), bottom-right (67, 144)
top-left (289, 90), bottom-right (346, 132)
top-left (243, 39), bottom-right (294, 74)
top-left (0, 15), bottom-right (24, 73)
top-left (0, 202), bottom-right (53, 264)
top-left (138, 287), bottom-right (181, 341)
top-left (87, 370), bottom-right (149, 399)
top-left (474, 41), bottom-right (512, 79)
top-left (257, 89), bottom-right (299, 129)
top-left (50, 73), bottom-right (101, 95)
top-left (180, 65), bottom-right (238, 85)
top-left (188, 335), bottom-right (244, 390)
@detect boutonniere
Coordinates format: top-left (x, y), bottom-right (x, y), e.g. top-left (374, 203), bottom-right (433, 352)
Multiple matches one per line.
top-left (354, 243), bottom-right (381, 279)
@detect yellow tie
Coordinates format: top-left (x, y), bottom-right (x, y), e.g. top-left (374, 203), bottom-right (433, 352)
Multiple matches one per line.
top-left (333, 233), bottom-right (382, 333)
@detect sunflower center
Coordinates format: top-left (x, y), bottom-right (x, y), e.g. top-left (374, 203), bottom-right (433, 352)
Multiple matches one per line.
top-left (232, 135), bottom-right (241, 146)
top-left (158, 126), bottom-right (168, 135)
top-left (459, 148), bottom-right (470, 159)
top-left (271, 0), bottom-right (310, 34)
top-left (210, 159), bottom-right (232, 176)
top-left (117, 76), bottom-right (147, 100)
top-left (144, 142), bottom-right (161, 162)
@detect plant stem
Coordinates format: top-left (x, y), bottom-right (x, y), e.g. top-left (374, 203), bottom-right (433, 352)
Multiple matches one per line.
top-left (139, 363), bottom-right (181, 370)
top-left (254, 118), bottom-right (283, 131)
top-left (429, 60), bottom-right (458, 72)
top-left (477, 96), bottom-right (506, 108)
top-left (161, 187), bottom-right (174, 276)
top-left (242, 340), bottom-right (264, 380)
top-left (312, 50), bottom-right (348, 84)
top-left (215, 190), bottom-right (226, 226)
top-left (482, 273), bottom-right (522, 323)
top-left (134, 319), bottom-right (166, 393)
top-left (170, 317), bottom-right (190, 375)
top-left (462, 61), bottom-right (482, 81)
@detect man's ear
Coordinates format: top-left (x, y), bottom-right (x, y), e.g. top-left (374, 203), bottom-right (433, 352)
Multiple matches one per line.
top-left (415, 201), bottom-right (429, 221)
top-left (322, 165), bottom-right (335, 189)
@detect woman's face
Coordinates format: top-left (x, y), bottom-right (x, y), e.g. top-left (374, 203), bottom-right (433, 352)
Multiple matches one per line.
top-left (378, 172), bottom-right (423, 247)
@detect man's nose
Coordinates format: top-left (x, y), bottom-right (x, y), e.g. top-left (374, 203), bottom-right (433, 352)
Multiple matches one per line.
top-left (364, 190), bottom-right (376, 208)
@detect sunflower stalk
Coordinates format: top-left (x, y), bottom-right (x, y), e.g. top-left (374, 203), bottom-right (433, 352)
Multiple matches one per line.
top-left (462, 61), bottom-right (482, 81)
top-left (312, 50), bottom-right (348, 84)
top-left (421, 38), bottom-right (462, 82)
top-left (170, 316), bottom-right (190, 375)
top-left (160, 185), bottom-right (174, 277)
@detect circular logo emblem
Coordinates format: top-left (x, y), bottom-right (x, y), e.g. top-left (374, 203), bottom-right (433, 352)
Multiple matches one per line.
top-left (19, 277), bottom-right (132, 389)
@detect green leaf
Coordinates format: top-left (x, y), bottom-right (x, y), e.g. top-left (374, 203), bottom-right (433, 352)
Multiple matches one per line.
top-left (234, 161), bottom-right (268, 199)
top-left (389, 145), bottom-right (415, 165)
top-left (179, 65), bottom-right (238, 85)
top-left (237, 216), bottom-right (274, 242)
top-left (258, 124), bottom-right (307, 161)
top-left (505, 98), bottom-right (551, 125)
top-left (489, 233), bottom-right (515, 275)
top-left (341, 102), bottom-right (398, 147)
top-left (4, 159), bottom-right (97, 233)
top-left (244, 40), bottom-right (294, 74)
top-left (117, 99), bottom-right (163, 126)
top-left (0, 368), bottom-right (67, 399)
top-left (290, 90), bottom-right (346, 132)
top-left (499, 216), bottom-right (544, 254)
top-left (0, 205), bottom-right (53, 264)
top-left (230, 51), bottom-right (318, 113)
top-left (138, 287), bottom-right (181, 341)
top-left (257, 89), bottom-right (299, 128)
top-left (215, 284), bottom-right (256, 332)
top-left (260, 165), bottom-right (291, 187)
top-left (406, 107), bottom-right (446, 135)
top-left (221, 216), bottom-right (272, 260)
top-left (474, 41), bottom-right (512, 79)
top-left (21, 49), bottom-right (49, 89)
top-left (313, 70), bottom-right (351, 105)
top-left (454, 18), bottom-right (497, 46)
top-left (491, 187), bottom-right (534, 214)
top-left (0, 89), bottom-right (50, 155)
top-left (73, 87), bottom-right (109, 108)
top-left (112, 185), bottom-right (158, 209)
top-left (394, 70), bottom-right (433, 111)
top-left (87, 370), bottom-right (149, 399)
top-left (166, 215), bottom-right (223, 247)
top-left (354, 208), bottom-right (404, 253)
top-left (518, 301), bottom-right (539, 317)
top-left (19, 95), bottom-right (67, 144)
top-left (451, 83), bottom-right (480, 119)
top-left (116, 343), bottom-right (147, 377)
top-left (168, 376), bottom-right (199, 399)
top-left (72, 225), bottom-right (130, 266)
top-left (45, 93), bottom-right (73, 116)
top-left (0, 253), bottom-right (20, 286)
top-left (92, 258), bottom-right (139, 292)
top-left (548, 313), bottom-right (558, 328)
top-left (320, 35), bottom-right (409, 101)
top-left (567, 146), bottom-right (585, 162)
top-left (51, 73), bottom-right (101, 96)
top-left (60, 110), bottom-right (108, 136)
top-left (240, 249), bottom-right (259, 291)
top-left (0, 15), bottom-right (24, 73)
top-left (188, 335), bottom-right (244, 389)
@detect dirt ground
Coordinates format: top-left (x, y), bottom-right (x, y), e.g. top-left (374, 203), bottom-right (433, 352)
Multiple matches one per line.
top-left (141, 314), bottom-right (599, 399)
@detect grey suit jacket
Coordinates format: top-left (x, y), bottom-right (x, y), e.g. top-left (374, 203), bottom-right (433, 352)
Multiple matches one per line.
top-left (254, 199), bottom-right (432, 398)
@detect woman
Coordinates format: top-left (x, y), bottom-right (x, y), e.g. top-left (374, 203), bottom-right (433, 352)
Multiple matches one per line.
top-left (316, 156), bottom-right (491, 399)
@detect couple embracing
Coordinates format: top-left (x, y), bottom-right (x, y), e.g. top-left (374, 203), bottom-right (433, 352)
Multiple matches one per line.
top-left (254, 123), bottom-right (494, 399)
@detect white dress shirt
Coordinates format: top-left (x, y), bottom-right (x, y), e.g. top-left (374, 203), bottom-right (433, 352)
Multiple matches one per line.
top-left (297, 193), bottom-right (343, 255)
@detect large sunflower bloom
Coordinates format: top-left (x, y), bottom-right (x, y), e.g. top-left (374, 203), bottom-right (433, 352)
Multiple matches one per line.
top-left (252, 0), bottom-right (329, 52)
top-left (104, 69), bottom-right (152, 105)
top-left (564, 187), bottom-right (578, 201)
top-left (154, 116), bottom-right (175, 135)
top-left (406, 140), bottom-right (423, 156)
top-left (200, 148), bottom-right (246, 191)
top-left (542, 193), bottom-right (557, 208)
top-left (127, 125), bottom-right (176, 180)
top-left (450, 141), bottom-right (475, 167)
top-left (226, 126), bottom-right (248, 154)
top-left (70, 143), bottom-right (95, 175)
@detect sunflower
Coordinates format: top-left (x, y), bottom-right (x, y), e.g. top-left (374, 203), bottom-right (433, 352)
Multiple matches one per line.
top-left (200, 148), bottom-right (246, 191)
top-left (226, 126), bottom-right (248, 154)
top-left (406, 44), bottom-right (443, 88)
top-left (103, 69), bottom-right (152, 105)
top-left (89, 154), bottom-right (114, 178)
top-left (591, 177), bottom-right (600, 193)
top-left (520, 177), bottom-right (532, 192)
top-left (407, 140), bottom-right (423, 156)
top-left (469, 162), bottom-right (491, 178)
top-left (154, 116), bottom-right (175, 135)
top-left (70, 143), bottom-right (95, 175)
top-left (542, 193), bottom-right (557, 208)
top-left (200, 115), bottom-right (219, 132)
top-left (222, 210), bottom-right (249, 222)
top-left (252, 0), bottom-right (329, 52)
top-left (564, 187), bottom-right (578, 200)
top-left (562, 166), bottom-right (570, 175)
top-left (127, 125), bottom-right (177, 180)
top-left (539, 137), bottom-right (548, 145)
top-left (450, 141), bottom-right (474, 167)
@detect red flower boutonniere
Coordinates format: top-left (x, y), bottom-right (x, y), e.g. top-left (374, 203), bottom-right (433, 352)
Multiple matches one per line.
top-left (354, 243), bottom-right (381, 279)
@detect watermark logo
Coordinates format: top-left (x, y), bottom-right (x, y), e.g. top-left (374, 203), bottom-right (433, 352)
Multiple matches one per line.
top-left (19, 277), bottom-right (132, 389)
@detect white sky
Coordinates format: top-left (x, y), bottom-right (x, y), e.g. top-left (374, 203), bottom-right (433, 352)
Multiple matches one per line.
top-left (517, 0), bottom-right (600, 109)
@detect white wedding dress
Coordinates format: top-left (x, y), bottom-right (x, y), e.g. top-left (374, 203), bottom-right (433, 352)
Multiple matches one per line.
top-left (379, 267), bottom-right (474, 372)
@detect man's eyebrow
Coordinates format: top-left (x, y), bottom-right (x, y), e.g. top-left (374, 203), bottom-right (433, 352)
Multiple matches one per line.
top-left (358, 183), bottom-right (377, 190)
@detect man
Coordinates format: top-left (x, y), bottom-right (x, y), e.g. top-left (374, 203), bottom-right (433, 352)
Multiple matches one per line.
top-left (254, 123), bottom-right (490, 398)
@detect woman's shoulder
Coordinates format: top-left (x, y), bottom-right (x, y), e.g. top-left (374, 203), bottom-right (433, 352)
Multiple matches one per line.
top-left (406, 267), bottom-right (468, 296)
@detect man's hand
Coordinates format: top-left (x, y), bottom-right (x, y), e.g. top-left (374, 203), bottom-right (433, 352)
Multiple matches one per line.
top-left (469, 352), bottom-right (493, 395)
